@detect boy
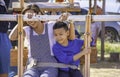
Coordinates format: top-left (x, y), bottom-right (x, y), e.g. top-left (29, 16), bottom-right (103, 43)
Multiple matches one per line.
top-left (52, 21), bottom-right (91, 77)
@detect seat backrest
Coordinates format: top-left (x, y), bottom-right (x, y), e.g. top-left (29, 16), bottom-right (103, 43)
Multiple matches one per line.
top-left (10, 48), bottom-right (28, 66)
top-left (80, 47), bottom-right (97, 64)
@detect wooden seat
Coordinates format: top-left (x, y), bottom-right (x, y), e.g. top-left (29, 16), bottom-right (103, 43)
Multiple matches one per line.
top-left (80, 47), bottom-right (97, 64)
top-left (12, 2), bottom-right (81, 12)
top-left (10, 48), bottom-right (28, 66)
top-left (10, 47), bottom-right (97, 66)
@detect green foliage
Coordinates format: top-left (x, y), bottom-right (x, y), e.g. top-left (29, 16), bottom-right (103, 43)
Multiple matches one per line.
top-left (97, 40), bottom-right (120, 54)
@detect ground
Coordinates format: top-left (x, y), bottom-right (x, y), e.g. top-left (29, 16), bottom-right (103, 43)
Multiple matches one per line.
top-left (13, 55), bottom-right (120, 77)
top-left (90, 61), bottom-right (120, 77)
top-left (90, 55), bottom-right (120, 77)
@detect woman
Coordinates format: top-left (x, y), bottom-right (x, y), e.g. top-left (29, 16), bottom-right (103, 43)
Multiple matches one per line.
top-left (9, 4), bottom-right (75, 77)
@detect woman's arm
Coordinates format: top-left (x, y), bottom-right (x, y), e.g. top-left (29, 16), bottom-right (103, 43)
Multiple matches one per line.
top-left (9, 24), bottom-right (25, 41)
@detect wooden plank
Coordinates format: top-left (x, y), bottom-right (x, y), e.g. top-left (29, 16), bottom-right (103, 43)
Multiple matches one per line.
top-left (0, 14), bottom-right (120, 21)
top-left (10, 48), bottom-right (28, 66)
top-left (80, 47), bottom-right (97, 64)
top-left (12, 2), bottom-right (81, 12)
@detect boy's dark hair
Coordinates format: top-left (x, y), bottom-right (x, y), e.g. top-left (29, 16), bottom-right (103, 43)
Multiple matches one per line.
top-left (53, 21), bottom-right (68, 31)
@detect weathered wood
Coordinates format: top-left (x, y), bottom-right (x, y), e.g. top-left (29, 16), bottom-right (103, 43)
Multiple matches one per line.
top-left (80, 47), bottom-right (97, 64)
top-left (0, 14), bottom-right (120, 21)
top-left (20, 0), bottom-right (24, 9)
top-left (17, 14), bottom-right (24, 77)
top-left (10, 48), bottom-right (97, 66)
top-left (84, 15), bottom-right (91, 77)
top-left (12, 2), bottom-right (81, 12)
top-left (10, 48), bottom-right (28, 66)
top-left (109, 53), bottom-right (120, 62)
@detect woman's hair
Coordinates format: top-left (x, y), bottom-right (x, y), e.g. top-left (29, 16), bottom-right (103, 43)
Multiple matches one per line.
top-left (53, 21), bottom-right (68, 31)
top-left (22, 4), bottom-right (43, 15)
top-left (22, 4), bottom-right (44, 25)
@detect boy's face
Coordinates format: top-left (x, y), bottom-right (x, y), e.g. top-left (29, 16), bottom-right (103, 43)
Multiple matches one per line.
top-left (53, 28), bottom-right (69, 45)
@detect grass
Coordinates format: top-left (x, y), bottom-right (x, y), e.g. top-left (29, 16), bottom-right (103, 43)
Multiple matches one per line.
top-left (96, 39), bottom-right (120, 54)
top-left (90, 40), bottom-right (120, 77)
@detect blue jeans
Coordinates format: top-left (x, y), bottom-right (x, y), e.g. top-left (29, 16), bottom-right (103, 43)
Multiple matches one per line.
top-left (58, 69), bottom-right (83, 77)
top-left (9, 66), bottom-right (17, 77)
top-left (23, 67), bottom-right (58, 77)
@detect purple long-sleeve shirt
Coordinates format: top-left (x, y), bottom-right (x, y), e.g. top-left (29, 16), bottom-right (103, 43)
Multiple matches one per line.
top-left (53, 39), bottom-right (84, 71)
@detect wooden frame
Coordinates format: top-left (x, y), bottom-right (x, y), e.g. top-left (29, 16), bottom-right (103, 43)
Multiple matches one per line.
top-left (1, 14), bottom-right (118, 77)
top-left (7, 0), bottom-right (120, 76)
top-left (12, 2), bottom-right (81, 12)
top-left (0, 1), bottom-right (120, 75)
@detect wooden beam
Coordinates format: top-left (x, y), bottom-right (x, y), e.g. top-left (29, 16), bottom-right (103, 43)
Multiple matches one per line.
top-left (17, 14), bottom-right (24, 77)
top-left (20, 0), bottom-right (24, 9)
top-left (12, 2), bottom-right (81, 12)
top-left (0, 15), bottom-right (120, 21)
top-left (84, 15), bottom-right (91, 77)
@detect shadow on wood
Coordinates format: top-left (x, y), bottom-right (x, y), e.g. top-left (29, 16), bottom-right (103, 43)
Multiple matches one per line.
top-left (10, 47), bottom-right (97, 66)
top-left (80, 47), bottom-right (97, 64)
top-left (10, 48), bottom-right (28, 66)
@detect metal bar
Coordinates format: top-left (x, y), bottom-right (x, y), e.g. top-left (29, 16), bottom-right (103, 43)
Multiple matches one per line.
top-left (0, 14), bottom-right (120, 21)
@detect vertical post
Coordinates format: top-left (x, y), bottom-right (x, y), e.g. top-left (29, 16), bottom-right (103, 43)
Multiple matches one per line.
top-left (68, 0), bottom-right (74, 3)
top-left (93, 0), bottom-right (97, 14)
top-left (84, 15), bottom-right (91, 77)
top-left (82, 1), bottom-right (92, 77)
top-left (101, 0), bottom-right (106, 61)
top-left (17, 14), bottom-right (24, 77)
top-left (89, 0), bottom-right (92, 14)
top-left (17, 0), bottom-right (24, 76)
top-left (20, 0), bottom-right (24, 9)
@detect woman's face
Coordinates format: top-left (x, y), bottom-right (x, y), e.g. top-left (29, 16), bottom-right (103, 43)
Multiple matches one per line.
top-left (25, 10), bottom-right (38, 28)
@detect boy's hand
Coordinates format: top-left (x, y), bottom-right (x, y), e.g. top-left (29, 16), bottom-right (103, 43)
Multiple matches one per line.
top-left (57, 13), bottom-right (71, 21)
top-left (73, 47), bottom-right (91, 61)
top-left (83, 47), bottom-right (91, 55)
